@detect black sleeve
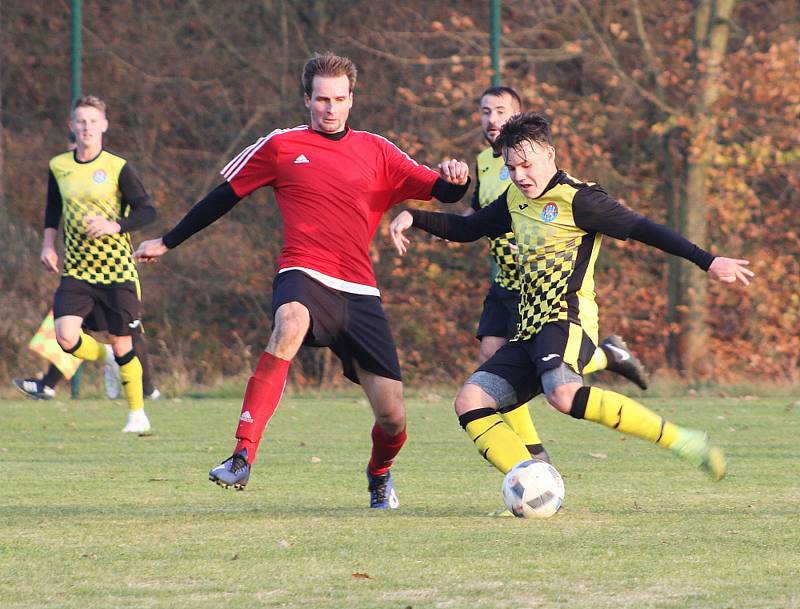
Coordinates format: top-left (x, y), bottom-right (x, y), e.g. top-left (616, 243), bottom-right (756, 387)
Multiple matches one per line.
top-left (572, 185), bottom-right (644, 240)
top-left (409, 190), bottom-right (512, 242)
top-left (162, 182), bottom-right (242, 249)
top-left (117, 163), bottom-right (157, 233)
top-left (470, 164), bottom-right (481, 212)
top-left (629, 217), bottom-right (715, 271)
top-left (44, 170), bottom-right (62, 229)
top-left (431, 176), bottom-right (471, 204)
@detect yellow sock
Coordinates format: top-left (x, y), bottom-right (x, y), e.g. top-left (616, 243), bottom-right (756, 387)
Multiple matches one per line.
top-left (71, 332), bottom-right (106, 362)
top-left (462, 410), bottom-right (532, 473)
top-left (582, 347), bottom-right (608, 374)
top-left (574, 386), bottom-right (678, 447)
top-left (499, 403), bottom-right (542, 446)
top-left (118, 354), bottom-right (144, 412)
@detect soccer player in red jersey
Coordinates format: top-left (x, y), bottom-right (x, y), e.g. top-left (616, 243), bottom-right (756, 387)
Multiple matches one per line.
top-left (135, 53), bottom-right (470, 507)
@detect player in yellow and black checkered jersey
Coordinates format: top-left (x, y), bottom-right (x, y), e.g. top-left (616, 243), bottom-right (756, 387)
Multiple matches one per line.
top-left (39, 95), bottom-right (157, 433)
top-left (391, 112), bottom-right (755, 489)
top-left (468, 87), bottom-right (649, 470)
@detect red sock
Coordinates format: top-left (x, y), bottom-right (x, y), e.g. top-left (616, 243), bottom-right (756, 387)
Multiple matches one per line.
top-left (234, 352), bottom-right (291, 464)
top-left (367, 423), bottom-right (407, 475)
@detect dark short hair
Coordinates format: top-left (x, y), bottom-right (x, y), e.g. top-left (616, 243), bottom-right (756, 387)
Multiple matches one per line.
top-left (494, 112), bottom-right (552, 153)
top-left (302, 52), bottom-right (357, 97)
top-left (479, 86), bottom-right (523, 111)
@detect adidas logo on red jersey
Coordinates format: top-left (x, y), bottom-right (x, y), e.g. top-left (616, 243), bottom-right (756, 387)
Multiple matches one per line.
top-left (293, 154), bottom-right (310, 164)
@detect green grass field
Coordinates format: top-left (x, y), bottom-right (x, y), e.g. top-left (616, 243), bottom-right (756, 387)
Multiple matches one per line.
top-left (1, 392), bottom-right (798, 609)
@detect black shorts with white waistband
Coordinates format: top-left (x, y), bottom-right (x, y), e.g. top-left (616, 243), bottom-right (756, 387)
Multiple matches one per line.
top-left (271, 270), bottom-right (402, 384)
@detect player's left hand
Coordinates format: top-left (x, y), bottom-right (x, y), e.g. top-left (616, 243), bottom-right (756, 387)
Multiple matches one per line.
top-left (85, 215), bottom-right (121, 238)
top-left (438, 158), bottom-right (469, 185)
top-left (708, 257), bottom-right (754, 286)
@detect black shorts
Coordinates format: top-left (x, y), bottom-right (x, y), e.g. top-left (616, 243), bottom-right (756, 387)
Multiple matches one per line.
top-left (476, 320), bottom-right (597, 404)
top-left (476, 282), bottom-right (521, 340)
top-left (53, 276), bottom-right (141, 337)
top-left (271, 270), bottom-right (402, 384)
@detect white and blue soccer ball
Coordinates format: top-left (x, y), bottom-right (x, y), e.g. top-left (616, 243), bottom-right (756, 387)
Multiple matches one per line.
top-left (501, 459), bottom-right (565, 518)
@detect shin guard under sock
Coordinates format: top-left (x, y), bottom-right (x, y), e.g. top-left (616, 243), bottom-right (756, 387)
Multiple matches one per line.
top-left (460, 408), bottom-right (532, 473)
top-left (234, 352), bottom-right (291, 464)
top-left (117, 351), bottom-right (145, 412)
top-left (68, 332), bottom-right (106, 362)
top-left (367, 424), bottom-right (407, 476)
top-left (570, 386), bottom-right (678, 447)
top-left (499, 402), bottom-right (543, 447)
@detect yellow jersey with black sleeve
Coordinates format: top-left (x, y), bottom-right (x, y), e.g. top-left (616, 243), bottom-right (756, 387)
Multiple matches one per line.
top-left (505, 171), bottom-right (641, 341)
top-left (474, 147), bottom-right (519, 291)
top-left (409, 169), bottom-right (715, 348)
top-left (409, 169), bottom-right (644, 343)
top-left (46, 149), bottom-right (154, 285)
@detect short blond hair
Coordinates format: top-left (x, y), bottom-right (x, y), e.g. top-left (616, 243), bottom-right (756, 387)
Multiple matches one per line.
top-left (301, 52), bottom-right (357, 97)
top-left (71, 95), bottom-right (107, 117)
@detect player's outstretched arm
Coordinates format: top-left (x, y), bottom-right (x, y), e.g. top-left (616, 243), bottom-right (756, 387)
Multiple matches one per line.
top-left (707, 257), bottom-right (754, 286)
top-left (390, 191), bottom-right (512, 256)
top-left (625, 218), bottom-right (755, 287)
top-left (134, 182), bottom-right (242, 263)
top-left (573, 188), bottom-right (756, 290)
top-left (390, 207), bottom-right (487, 255)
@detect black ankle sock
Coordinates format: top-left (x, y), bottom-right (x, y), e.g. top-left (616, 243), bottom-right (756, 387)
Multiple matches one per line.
top-left (42, 365), bottom-right (64, 389)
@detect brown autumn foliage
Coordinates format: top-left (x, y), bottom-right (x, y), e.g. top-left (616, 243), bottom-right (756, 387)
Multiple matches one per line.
top-left (1, 1), bottom-right (798, 391)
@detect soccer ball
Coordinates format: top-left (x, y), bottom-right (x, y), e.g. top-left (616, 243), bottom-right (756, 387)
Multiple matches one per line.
top-left (501, 459), bottom-right (565, 519)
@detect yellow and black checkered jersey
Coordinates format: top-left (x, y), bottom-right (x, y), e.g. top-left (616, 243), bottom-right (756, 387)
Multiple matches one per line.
top-left (411, 170), bottom-right (644, 342)
top-left (46, 149), bottom-right (154, 285)
top-left (473, 147), bottom-right (519, 291)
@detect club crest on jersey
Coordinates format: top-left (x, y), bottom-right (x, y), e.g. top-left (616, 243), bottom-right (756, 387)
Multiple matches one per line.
top-left (92, 169), bottom-right (107, 184)
top-left (499, 166), bottom-right (509, 180)
top-left (541, 202), bottom-right (559, 222)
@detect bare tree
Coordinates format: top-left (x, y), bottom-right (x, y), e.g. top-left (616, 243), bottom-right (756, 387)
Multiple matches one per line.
top-left (668, 0), bottom-right (738, 375)
top-left (0, 0), bottom-right (795, 386)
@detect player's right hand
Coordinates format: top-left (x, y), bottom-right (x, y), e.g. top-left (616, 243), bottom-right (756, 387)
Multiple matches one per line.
top-left (438, 158), bottom-right (469, 185)
top-left (134, 238), bottom-right (168, 263)
top-left (389, 210), bottom-right (414, 256)
top-left (40, 246), bottom-right (59, 273)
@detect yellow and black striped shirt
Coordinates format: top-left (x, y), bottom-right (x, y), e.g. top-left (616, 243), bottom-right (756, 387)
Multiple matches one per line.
top-left (472, 147), bottom-right (519, 291)
top-left (411, 170), bottom-right (716, 342)
top-left (45, 149), bottom-right (154, 285)
top-left (413, 170), bottom-right (644, 342)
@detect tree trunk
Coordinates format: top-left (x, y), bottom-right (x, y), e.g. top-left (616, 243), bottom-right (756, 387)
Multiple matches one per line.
top-left (664, 130), bottom-right (684, 368)
top-left (669, 0), bottom-right (736, 376)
